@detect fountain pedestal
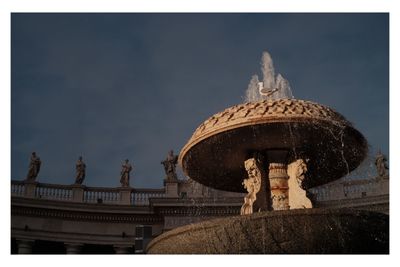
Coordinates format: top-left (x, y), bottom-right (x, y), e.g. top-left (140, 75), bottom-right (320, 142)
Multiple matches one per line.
top-left (268, 163), bottom-right (289, 210)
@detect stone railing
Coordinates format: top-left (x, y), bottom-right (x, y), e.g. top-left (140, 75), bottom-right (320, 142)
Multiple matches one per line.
top-left (11, 180), bottom-right (165, 206)
top-left (35, 183), bottom-right (73, 201)
top-left (131, 188), bottom-right (165, 206)
top-left (11, 181), bottom-right (25, 196)
top-left (309, 177), bottom-right (389, 202)
top-left (84, 187), bottom-right (120, 204)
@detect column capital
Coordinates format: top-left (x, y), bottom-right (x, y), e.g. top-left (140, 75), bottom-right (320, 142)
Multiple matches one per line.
top-left (64, 242), bottom-right (83, 254)
top-left (113, 245), bottom-right (131, 254)
top-left (16, 239), bottom-right (34, 254)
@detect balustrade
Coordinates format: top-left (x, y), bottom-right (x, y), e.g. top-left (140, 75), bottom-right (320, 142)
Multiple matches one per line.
top-left (131, 190), bottom-right (165, 205)
top-left (11, 182), bottom-right (25, 196)
top-left (83, 189), bottom-right (120, 204)
top-left (35, 184), bottom-right (72, 201)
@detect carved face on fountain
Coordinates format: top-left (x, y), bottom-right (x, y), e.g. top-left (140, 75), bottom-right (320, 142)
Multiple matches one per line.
top-left (294, 159), bottom-right (308, 182)
top-left (244, 159), bottom-right (258, 180)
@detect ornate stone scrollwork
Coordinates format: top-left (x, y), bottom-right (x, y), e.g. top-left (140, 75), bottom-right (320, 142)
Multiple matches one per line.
top-left (287, 159), bottom-right (312, 209)
top-left (240, 158), bottom-right (262, 215)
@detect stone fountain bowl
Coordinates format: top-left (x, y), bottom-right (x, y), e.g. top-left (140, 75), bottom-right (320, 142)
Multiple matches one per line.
top-left (179, 99), bottom-right (368, 192)
top-left (146, 208), bottom-right (388, 254)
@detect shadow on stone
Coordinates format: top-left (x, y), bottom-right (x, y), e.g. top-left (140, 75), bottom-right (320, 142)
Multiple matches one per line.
top-left (147, 208), bottom-right (388, 254)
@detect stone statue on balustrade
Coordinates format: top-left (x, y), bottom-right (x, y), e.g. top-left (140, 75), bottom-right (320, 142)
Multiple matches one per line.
top-left (26, 152), bottom-right (41, 182)
top-left (120, 159), bottom-right (133, 187)
top-left (74, 156), bottom-right (86, 185)
top-left (375, 150), bottom-right (389, 178)
top-left (161, 150), bottom-right (178, 181)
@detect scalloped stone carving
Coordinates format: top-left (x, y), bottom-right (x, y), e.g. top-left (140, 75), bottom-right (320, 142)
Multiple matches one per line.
top-left (187, 99), bottom-right (349, 150)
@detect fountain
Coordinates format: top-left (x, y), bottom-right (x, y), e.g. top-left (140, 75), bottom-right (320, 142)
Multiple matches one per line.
top-left (147, 52), bottom-right (389, 254)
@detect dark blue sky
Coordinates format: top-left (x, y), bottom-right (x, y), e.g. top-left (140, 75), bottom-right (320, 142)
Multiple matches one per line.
top-left (11, 13), bottom-right (389, 188)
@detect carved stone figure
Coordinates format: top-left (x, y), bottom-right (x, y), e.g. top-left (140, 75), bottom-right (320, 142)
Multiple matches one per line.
top-left (120, 159), bottom-right (133, 187)
top-left (240, 158), bottom-right (262, 215)
top-left (287, 159), bottom-right (313, 209)
top-left (161, 150), bottom-right (178, 181)
top-left (26, 152), bottom-right (41, 181)
top-left (74, 156), bottom-right (86, 185)
top-left (375, 151), bottom-right (389, 177)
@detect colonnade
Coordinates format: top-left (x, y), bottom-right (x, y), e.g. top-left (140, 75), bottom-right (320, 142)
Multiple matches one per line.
top-left (15, 239), bottom-right (133, 254)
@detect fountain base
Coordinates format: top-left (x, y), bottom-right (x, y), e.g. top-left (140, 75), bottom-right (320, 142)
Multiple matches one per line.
top-left (146, 208), bottom-right (388, 254)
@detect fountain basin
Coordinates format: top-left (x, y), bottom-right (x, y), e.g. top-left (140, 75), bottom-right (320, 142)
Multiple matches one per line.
top-left (146, 208), bottom-right (388, 254)
top-left (179, 99), bottom-right (368, 192)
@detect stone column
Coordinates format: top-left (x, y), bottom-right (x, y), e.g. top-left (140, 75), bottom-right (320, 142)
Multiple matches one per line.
top-left (64, 243), bottom-right (83, 254)
top-left (119, 187), bottom-right (132, 205)
top-left (113, 245), bottom-right (131, 254)
top-left (24, 181), bottom-right (38, 198)
top-left (17, 239), bottom-right (34, 254)
top-left (269, 163), bottom-right (289, 210)
top-left (72, 185), bottom-right (85, 202)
